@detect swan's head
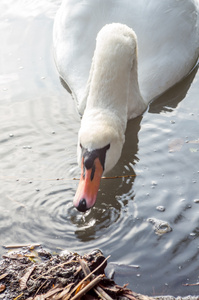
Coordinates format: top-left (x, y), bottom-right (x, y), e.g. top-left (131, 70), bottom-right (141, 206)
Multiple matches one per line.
top-left (73, 108), bottom-right (125, 212)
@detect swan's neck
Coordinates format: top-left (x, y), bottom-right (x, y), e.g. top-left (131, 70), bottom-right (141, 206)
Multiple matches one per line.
top-left (80, 24), bottom-right (146, 129)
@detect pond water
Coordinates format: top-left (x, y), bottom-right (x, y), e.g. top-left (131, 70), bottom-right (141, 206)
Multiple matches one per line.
top-left (0, 1), bottom-right (199, 297)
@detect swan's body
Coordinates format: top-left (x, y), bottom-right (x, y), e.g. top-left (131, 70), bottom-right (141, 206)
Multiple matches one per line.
top-left (53, 0), bottom-right (199, 211)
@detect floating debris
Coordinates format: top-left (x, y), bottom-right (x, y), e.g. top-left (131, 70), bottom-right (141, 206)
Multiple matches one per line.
top-left (147, 217), bottom-right (172, 235)
top-left (193, 199), bottom-right (199, 204)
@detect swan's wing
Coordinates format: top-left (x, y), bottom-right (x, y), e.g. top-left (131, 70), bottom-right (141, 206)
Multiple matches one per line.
top-left (53, 0), bottom-right (199, 106)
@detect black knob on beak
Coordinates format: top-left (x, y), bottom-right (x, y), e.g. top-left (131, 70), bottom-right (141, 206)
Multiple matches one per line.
top-left (76, 198), bottom-right (87, 212)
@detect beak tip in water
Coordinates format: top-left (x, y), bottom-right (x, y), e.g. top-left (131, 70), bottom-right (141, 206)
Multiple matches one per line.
top-left (75, 198), bottom-right (88, 212)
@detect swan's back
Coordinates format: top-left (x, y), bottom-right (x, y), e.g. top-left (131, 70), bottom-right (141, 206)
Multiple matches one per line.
top-left (53, 0), bottom-right (199, 104)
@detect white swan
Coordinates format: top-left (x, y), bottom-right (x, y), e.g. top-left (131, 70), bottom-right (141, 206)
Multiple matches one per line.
top-left (53, 0), bottom-right (199, 211)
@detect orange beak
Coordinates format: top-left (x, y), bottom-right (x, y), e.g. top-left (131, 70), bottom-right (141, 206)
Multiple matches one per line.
top-left (73, 157), bottom-right (103, 211)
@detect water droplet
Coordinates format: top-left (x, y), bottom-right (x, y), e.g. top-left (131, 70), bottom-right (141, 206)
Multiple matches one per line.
top-left (156, 206), bottom-right (165, 212)
top-left (52, 131), bottom-right (56, 134)
top-left (41, 76), bottom-right (46, 80)
top-left (9, 133), bottom-right (14, 137)
top-left (19, 66), bottom-right (24, 69)
top-left (35, 188), bottom-right (40, 192)
top-left (170, 120), bottom-right (175, 124)
top-left (194, 199), bottom-right (199, 203)
top-left (136, 274), bottom-right (141, 277)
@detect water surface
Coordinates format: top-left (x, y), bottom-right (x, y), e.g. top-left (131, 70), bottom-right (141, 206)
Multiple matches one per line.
top-left (0, 1), bottom-right (199, 297)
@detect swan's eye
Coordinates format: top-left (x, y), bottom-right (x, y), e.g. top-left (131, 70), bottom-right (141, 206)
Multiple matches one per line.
top-left (84, 154), bottom-right (94, 169)
top-left (81, 143), bottom-right (110, 170)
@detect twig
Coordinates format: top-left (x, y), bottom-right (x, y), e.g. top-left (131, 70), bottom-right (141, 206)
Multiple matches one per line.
top-left (94, 285), bottom-right (114, 300)
top-left (64, 255), bottom-right (110, 299)
top-left (183, 282), bottom-right (199, 286)
top-left (70, 274), bottom-right (105, 300)
top-left (0, 174), bottom-right (136, 182)
top-left (3, 243), bottom-right (40, 249)
top-left (78, 257), bottom-right (92, 277)
top-left (78, 256), bottom-right (113, 300)
top-left (73, 174), bottom-right (136, 180)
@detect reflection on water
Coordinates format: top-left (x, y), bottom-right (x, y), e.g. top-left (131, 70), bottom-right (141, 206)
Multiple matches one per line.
top-left (0, 1), bottom-right (199, 297)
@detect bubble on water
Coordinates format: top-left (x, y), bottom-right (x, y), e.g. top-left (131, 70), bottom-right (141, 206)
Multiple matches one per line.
top-left (151, 181), bottom-right (157, 186)
top-left (151, 181), bottom-right (157, 189)
top-left (156, 206), bottom-right (165, 212)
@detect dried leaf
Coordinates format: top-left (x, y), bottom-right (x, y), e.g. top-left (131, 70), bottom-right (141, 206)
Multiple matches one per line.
top-left (75, 280), bottom-right (90, 294)
top-left (0, 284), bottom-right (6, 292)
top-left (33, 296), bottom-right (45, 300)
top-left (41, 286), bottom-right (63, 298)
top-left (54, 283), bottom-right (74, 299)
top-left (0, 273), bottom-right (8, 280)
top-left (19, 266), bottom-right (35, 290)
top-left (168, 138), bottom-right (184, 152)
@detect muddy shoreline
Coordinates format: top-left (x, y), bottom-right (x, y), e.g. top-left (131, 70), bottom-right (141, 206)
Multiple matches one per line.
top-left (0, 245), bottom-right (198, 300)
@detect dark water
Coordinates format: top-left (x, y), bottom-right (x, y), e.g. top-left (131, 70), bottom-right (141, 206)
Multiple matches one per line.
top-left (0, 1), bottom-right (199, 297)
